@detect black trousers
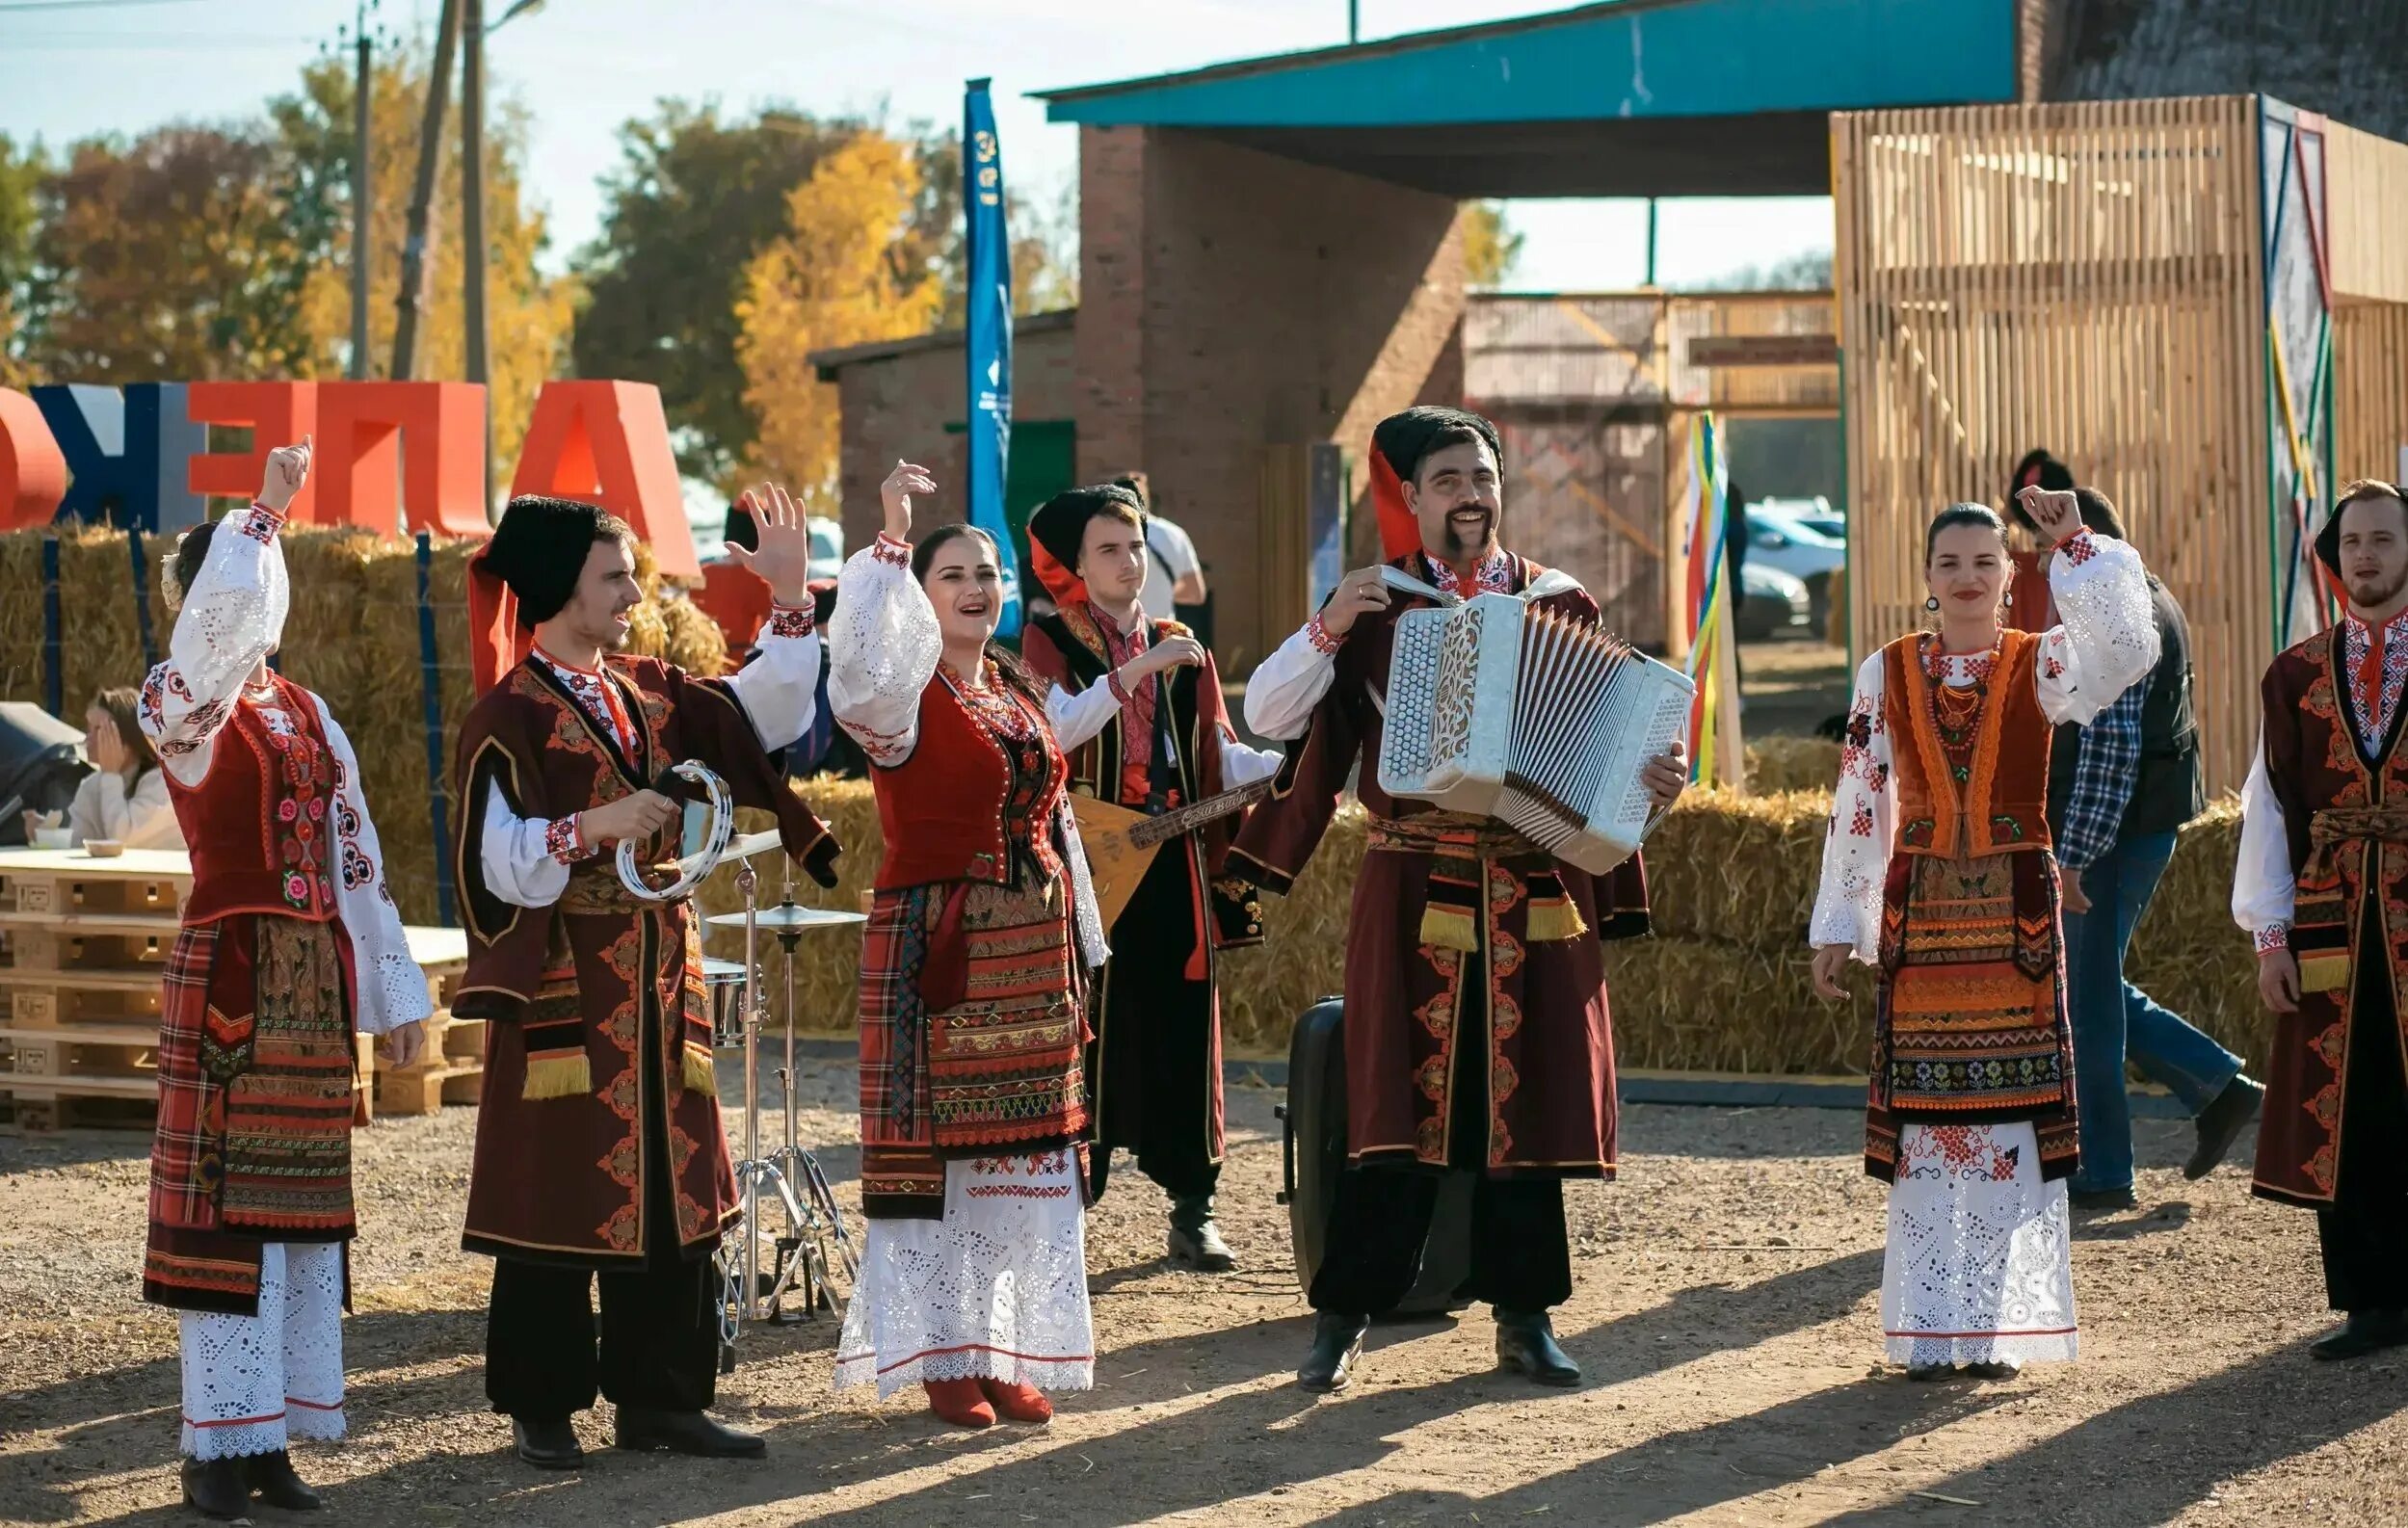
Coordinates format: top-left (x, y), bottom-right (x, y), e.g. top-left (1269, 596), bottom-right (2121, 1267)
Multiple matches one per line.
top-left (1088, 847), bottom-right (1223, 1205)
top-left (485, 975), bottom-right (720, 1420)
top-left (2318, 941), bottom-right (2408, 1313)
top-left (1308, 935), bottom-right (1574, 1317)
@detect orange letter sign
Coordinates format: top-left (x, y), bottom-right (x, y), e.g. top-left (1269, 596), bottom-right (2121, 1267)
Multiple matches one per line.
top-left (185, 382), bottom-right (320, 519)
top-left (510, 381), bottom-right (698, 578)
top-left (314, 382), bottom-right (490, 537)
top-left (0, 388), bottom-right (67, 530)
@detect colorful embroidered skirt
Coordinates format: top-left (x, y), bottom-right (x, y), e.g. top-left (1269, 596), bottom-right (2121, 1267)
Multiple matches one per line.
top-left (146, 913), bottom-right (358, 1314)
top-left (858, 877), bottom-right (1088, 1219)
top-left (1867, 850), bottom-right (2078, 1182)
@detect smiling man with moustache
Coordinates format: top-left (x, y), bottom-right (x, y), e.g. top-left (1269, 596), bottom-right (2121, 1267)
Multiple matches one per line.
top-left (2236, 478), bottom-right (2408, 1360)
top-left (1236, 406), bottom-right (1685, 1393)
top-left (452, 489), bottom-right (840, 1466)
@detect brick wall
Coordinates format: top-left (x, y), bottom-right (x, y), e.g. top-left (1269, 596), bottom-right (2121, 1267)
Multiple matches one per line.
top-left (1079, 125), bottom-right (1467, 668)
top-left (828, 321), bottom-right (1076, 560)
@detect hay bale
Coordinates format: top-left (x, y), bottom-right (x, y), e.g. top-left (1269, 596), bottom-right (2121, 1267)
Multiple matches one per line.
top-left (1746, 736), bottom-right (1843, 793)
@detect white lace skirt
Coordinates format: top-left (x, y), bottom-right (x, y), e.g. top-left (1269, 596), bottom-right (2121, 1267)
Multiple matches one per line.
top-left (1881, 1121), bottom-right (2078, 1367)
top-left (178, 1242), bottom-right (347, 1459)
top-left (834, 1149), bottom-right (1095, 1399)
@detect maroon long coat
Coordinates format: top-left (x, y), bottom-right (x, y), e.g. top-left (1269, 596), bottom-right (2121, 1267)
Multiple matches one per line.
top-left (452, 654), bottom-right (837, 1268)
top-left (2252, 630), bottom-right (2408, 1208)
top-left (1229, 552), bottom-right (1649, 1178)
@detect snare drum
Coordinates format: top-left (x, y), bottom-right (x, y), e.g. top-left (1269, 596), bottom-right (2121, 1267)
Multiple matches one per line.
top-left (702, 958), bottom-right (757, 1047)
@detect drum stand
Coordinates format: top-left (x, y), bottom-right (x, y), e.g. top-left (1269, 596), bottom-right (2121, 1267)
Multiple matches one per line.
top-left (715, 859), bottom-right (860, 1366)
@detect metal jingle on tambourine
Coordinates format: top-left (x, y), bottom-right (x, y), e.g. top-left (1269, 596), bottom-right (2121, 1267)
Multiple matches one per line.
top-left (617, 760), bottom-right (735, 902)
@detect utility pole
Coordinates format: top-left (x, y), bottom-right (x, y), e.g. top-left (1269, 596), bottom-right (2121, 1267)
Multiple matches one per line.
top-left (348, 1), bottom-right (376, 380)
top-left (1645, 197), bottom-right (1659, 287)
top-left (1348, 0), bottom-right (1359, 43)
top-left (462, 0), bottom-right (490, 514)
top-left (391, 0), bottom-right (462, 382)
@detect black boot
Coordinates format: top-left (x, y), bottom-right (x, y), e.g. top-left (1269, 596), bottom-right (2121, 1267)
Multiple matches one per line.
top-left (2311, 1309), bottom-right (2408, 1361)
top-left (179, 1457), bottom-right (251, 1520)
top-left (2069, 1185), bottom-right (2140, 1212)
top-left (2183, 1074), bottom-right (2265, 1180)
top-left (512, 1415), bottom-right (585, 1470)
top-left (1167, 1195), bottom-right (1237, 1273)
top-left (246, 1449), bottom-right (323, 1510)
top-left (613, 1407), bottom-right (767, 1459)
top-left (1298, 1311), bottom-right (1367, 1392)
top-left (1495, 1309), bottom-right (1580, 1387)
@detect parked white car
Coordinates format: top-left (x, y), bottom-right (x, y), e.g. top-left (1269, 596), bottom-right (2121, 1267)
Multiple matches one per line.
top-left (1744, 505), bottom-right (1844, 628)
top-left (1735, 562), bottom-right (1813, 641)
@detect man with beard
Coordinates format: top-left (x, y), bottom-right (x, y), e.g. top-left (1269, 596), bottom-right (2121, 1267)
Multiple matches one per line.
top-left (1234, 406), bottom-right (1686, 1391)
top-left (453, 488), bottom-right (840, 1465)
top-left (1018, 484), bottom-right (1282, 1270)
top-left (2236, 478), bottom-right (2408, 1359)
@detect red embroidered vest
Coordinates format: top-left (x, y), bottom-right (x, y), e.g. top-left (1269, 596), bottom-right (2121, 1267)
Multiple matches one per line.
top-left (168, 674), bottom-right (341, 926)
top-left (1883, 630), bottom-right (2054, 859)
top-left (871, 675), bottom-right (1069, 892)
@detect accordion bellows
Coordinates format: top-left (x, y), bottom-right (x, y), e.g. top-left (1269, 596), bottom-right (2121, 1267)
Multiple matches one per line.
top-left (1378, 593), bottom-right (1696, 875)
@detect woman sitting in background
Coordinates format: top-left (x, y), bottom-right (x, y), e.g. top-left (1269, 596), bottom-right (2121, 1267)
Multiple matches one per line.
top-left (51, 688), bottom-right (179, 849)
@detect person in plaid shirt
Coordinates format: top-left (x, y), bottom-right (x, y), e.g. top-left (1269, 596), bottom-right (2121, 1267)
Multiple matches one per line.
top-left (2047, 487), bottom-right (2263, 1211)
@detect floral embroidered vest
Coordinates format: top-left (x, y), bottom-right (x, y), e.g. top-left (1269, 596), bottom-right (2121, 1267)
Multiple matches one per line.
top-left (871, 674), bottom-right (1069, 892)
top-left (1882, 629), bottom-right (2054, 859)
top-left (167, 673), bottom-right (341, 925)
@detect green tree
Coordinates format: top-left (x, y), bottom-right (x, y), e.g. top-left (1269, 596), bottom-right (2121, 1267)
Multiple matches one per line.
top-left (0, 135), bottom-right (44, 386)
top-left (1692, 249), bottom-right (1833, 292)
top-left (1464, 200), bottom-right (1522, 288)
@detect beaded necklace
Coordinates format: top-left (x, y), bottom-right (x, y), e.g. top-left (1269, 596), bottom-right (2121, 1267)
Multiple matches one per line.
top-left (1920, 633), bottom-right (1998, 784)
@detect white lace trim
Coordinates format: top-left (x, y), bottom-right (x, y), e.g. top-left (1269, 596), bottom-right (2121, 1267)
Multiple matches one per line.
top-left (144, 505), bottom-right (290, 789)
top-left (828, 543), bottom-right (943, 767)
top-left (179, 1243), bottom-right (348, 1460)
top-left (1880, 1122), bottom-right (2078, 1367)
top-left (2034, 534), bottom-right (2159, 727)
top-left (834, 1151), bottom-right (1095, 1401)
top-left (320, 707), bottom-right (432, 1038)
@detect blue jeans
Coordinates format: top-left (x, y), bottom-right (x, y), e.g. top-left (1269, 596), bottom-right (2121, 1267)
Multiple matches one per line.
top-left (2062, 830), bottom-right (2247, 1193)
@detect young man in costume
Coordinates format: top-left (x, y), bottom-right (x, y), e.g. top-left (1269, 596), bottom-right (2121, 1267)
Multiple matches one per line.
top-left (1234, 406), bottom-right (1686, 1392)
top-left (1019, 484), bottom-right (1282, 1270)
top-left (141, 440), bottom-right (433, 1518)
top-left (453, 486), bottom-right (840, 1466)
top-left (2235, 477), bottom-right (2408, 1360)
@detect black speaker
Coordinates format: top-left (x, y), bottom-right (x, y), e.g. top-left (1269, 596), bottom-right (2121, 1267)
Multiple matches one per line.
top-left (0, 702), bottom-right (92, 846)
top-left (1278, 995), bottom-right (1472, 1319)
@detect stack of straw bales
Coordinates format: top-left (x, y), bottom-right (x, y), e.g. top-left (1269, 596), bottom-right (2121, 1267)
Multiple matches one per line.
top-left (2, 525), bottom-right (2264, 1077)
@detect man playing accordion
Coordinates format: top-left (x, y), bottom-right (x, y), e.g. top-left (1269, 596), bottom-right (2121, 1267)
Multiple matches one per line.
top-left (1234, 406), bottom-right (1686, 1392)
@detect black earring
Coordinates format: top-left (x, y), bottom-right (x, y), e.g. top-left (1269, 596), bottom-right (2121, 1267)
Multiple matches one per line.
top-left (1925, 595), bottom-right (1941, 612)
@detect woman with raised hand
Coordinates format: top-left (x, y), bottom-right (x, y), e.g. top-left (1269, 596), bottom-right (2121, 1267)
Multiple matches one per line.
top-left (1810, 486), bottom-right (2158, 1382)
top-left (825, 461), bottom-right (1105, 1429)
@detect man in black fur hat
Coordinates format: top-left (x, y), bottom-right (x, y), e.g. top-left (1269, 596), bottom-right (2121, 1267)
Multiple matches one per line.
top-left (453, 486), bottom-right (840, 1467)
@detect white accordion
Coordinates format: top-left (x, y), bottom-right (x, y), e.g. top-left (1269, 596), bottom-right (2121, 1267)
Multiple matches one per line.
top-left (1377, 588), bottom-right (1696, 875)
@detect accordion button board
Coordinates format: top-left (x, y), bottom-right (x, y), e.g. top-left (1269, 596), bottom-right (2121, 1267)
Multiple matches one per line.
top-left (1376, 593), bottom-right (1697, 875)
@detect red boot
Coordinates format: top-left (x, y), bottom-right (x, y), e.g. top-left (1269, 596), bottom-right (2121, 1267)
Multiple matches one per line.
top-left (979, 1378), bottom-right (1053, 1424)
top-left (923, 1378), bottom-right (996, 1429)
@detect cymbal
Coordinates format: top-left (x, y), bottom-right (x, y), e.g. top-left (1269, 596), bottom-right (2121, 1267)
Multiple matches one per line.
top-left (704, 902), bottom-right (868, 932)
top-left (700, 957), bottom-right (751, 978)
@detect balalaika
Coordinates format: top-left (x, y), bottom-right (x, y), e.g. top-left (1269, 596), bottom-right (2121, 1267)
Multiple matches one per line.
top-left (1375, 568), bottom-right (1696, 875)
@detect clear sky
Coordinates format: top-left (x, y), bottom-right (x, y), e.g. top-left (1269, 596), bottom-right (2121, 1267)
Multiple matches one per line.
top-left (0, 0), bottom-right (1835, 291)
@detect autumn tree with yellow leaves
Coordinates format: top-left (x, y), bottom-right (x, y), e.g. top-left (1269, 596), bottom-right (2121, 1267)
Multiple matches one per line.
top-left (735, 132), bottom-right (944, 515)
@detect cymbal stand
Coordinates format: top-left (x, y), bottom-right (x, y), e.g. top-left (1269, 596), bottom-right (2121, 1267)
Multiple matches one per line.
top-left (717, 860), bottom-right (809, 1362)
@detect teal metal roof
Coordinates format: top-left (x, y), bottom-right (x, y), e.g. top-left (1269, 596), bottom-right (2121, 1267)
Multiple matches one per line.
top-left (1037, 0), bottom-right (2019, 129)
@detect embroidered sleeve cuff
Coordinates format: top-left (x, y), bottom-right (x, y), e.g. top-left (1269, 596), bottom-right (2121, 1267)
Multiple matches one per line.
top-left (767, 602), bottom-right (815, 639)
top-left (2254, 924), bottom-right (2291, 955)
top-left (871, 534), bottom-right (911, 568)
top-left (2057, 527), bottom-right (2097, 566)
top-left (545, 816), bottom-right (589, 865)
top-left (235, 501), bottom-right (286, 543)
top-left (1305, 613), bottom-right (1342, 655)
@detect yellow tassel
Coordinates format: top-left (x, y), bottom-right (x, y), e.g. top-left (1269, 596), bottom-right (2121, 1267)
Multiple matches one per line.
top-left (522, 1052), bottom-right (592, 1101)
top-left (1419, 904), bottom-right (1479, 952)
top-left (682, 1043), bottom-right (716, 1095)
top-left (1526, 897), bottom-right (1590, 943)
top-left (2299, 951), bottom-right (2349, 994)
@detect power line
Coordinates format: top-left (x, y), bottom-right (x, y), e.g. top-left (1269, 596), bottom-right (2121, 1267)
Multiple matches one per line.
top-left (0, 0), bottom-right (204, 12)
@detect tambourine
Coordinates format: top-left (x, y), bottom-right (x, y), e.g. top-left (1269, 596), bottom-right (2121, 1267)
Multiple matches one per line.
top-left (617, 760), bottom-right (735, 902)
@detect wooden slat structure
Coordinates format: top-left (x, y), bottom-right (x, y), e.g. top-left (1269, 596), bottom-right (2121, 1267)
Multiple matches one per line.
top-left (1835, 95), bottom-right (2408, 794)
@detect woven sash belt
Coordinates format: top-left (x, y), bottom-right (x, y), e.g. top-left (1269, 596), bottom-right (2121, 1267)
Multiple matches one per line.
top-left (1365, 811), bottom-right (1588, 950)
top-left (2292, 804), bottom-right (2408, 992)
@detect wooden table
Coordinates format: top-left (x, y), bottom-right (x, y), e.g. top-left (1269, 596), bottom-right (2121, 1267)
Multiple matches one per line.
top-left (0, 849), bottom-right (480, 1129)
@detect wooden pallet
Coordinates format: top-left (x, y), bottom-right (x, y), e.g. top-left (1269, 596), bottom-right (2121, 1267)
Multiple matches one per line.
top-left (374, 1013), bottom-right (489, 1117)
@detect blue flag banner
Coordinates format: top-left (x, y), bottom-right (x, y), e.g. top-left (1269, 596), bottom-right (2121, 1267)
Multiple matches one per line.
top-left (964, 78), bottom-right (1021, 639)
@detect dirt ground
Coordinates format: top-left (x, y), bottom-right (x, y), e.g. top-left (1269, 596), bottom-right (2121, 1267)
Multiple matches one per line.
top-left (1, 1066), bottom-right (2402, 1528)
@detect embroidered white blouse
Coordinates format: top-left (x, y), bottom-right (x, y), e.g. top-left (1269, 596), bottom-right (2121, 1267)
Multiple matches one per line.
top-left (2229, 606), bottom-right (2408, 952)
top-left (1807, 530), bottom-right (2159, 963)
top-left (826, 534), bottom-right (1110, 969)
top-left (136, 502), bottom-right (431, 1038)
top-left (475, 610), bottom-right (824, 909)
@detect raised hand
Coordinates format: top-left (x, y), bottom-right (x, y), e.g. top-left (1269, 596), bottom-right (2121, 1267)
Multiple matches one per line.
top-left (880, 460), bottom-right (937, 545)
top-left (1126, 635), bottom-right (1206, 682)
top-left (1318, 566), bottom-right (1392, 639)
top-left (258, 435), bottom-right (312, 514)
top-left (728, 483), bottom-right (815, 606)
top-left (2017, 485), bottom-right (2084, 547)
top-left (87, 712), bottom-right (131, 777)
